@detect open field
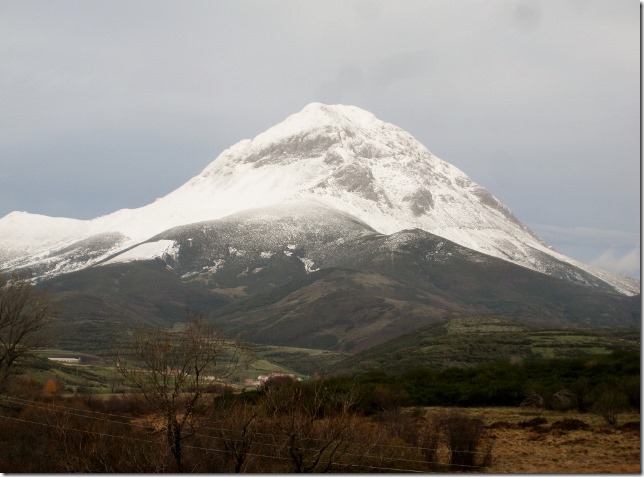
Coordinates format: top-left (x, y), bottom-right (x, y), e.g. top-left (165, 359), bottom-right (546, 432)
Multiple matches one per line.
top-left (32, 343), bottom-right (344, 393)
top-left (422, 406), bottom-right (641, 473)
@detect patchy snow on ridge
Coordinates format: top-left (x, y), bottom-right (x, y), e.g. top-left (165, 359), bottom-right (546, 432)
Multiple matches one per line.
top-left (299, 257), bottom-right (319, 274)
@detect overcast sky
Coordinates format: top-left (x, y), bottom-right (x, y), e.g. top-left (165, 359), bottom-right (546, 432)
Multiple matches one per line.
top-left (0, 0), bottom-right (640, 278)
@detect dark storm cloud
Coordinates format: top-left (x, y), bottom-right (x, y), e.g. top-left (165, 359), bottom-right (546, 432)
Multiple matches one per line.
top-left (0, 0), bottom-right (639, 276)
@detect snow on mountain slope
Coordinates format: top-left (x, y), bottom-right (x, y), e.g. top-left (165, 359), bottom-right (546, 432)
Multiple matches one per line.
top-left (102, 240), bottom-right (179, 265)
top-left (0, 103), bottom-right (639, 295)
top-left (0, 212), bottom-right (89, 259)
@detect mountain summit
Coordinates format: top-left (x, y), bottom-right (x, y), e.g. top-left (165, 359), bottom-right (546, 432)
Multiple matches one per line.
top-left (0, 103), bottom-right (638, 295)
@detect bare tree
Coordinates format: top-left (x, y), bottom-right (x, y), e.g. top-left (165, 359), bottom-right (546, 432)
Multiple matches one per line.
top-left (207, 399), bottom-right (259, 473)
top-left (0, 273), bottom-right (59, 391)
top-left (262, 379), bottom-right (366, 473)
top-left (115, 315), bottom-right (246, 472)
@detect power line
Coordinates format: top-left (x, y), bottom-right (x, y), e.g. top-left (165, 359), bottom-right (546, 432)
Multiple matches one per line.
top-left (2, 393), bottom-right (498, 456)
top-left (0, 413), bottom-right (431, 472)
top-left (1, 395), bottom-right (495, 471)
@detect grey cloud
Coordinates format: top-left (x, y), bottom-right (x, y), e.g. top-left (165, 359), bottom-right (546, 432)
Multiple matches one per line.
top-left (372, 50), bottom-right (431, 89)
top-left (529, 224), bottom-right (639, 249)
top-left (529, 223), bottom-right (640, 278)
top-left (591, 245), bottom-right (641, 278)
top-left (315, 66), bottom-right (366, 104)
top-left (0, 0), bottom-right (639, 277)
top-left (512, 1), bottom-right (542, 30)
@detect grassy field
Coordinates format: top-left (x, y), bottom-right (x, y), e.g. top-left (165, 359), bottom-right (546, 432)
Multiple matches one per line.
top-left (31, 342), bottom-right (347, 393)
top-left (422, 406), bottom-right (641, 473)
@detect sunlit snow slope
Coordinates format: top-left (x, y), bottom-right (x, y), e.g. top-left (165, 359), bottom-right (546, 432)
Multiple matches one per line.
top-left (0, 103), bottom-right (638, 295)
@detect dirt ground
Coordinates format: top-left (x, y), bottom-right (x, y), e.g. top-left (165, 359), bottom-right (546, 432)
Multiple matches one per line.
top-left (424, 406), bottom-right (641, 473)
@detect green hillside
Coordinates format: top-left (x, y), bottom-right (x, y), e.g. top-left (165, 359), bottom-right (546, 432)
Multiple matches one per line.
top-left (331, 316), bottom-right (641, 374)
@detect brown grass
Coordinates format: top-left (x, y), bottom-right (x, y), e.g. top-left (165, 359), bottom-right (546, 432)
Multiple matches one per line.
top-left (424, 407), bottom-right (640, 473)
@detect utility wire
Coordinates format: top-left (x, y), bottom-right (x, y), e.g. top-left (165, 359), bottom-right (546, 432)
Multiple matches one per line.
top-left (0, 413), bottom-right (433, 472)
top-left (4, 393), bottom-right (495, 459)
top-left (1, 399), bottom-right (496, 473)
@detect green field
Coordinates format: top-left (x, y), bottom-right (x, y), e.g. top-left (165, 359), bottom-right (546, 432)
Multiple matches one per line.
top-left (331, 317), bottom-right (641, 374)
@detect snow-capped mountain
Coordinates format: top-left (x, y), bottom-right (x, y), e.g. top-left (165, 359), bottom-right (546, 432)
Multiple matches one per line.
top-left (0, 103), bottom-right (639, 296)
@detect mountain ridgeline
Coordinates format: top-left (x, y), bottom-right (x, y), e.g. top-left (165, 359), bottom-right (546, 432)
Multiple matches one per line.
top-left (0, 103), bottom-right (639, 360)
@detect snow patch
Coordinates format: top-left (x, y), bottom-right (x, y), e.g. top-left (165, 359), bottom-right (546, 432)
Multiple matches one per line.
top-left (102, 240), bottom-right (178, 265)
top-left (228, 247), bottom-right (245, 257)
top-left (205, 259), bottom-right (226, 274)
top-left (299, 257), bottom-right (319, 274)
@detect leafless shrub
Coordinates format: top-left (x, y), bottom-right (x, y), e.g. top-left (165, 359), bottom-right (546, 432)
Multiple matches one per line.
top-left (204, 400), bottom-right (259, 473)
top-left (439, 412), bottom-right (492, 471)
top-left (260, 380), bottom-right (372, 472)
top-left (520, 392), bottom-right (546, 408)
top-left (593, 389), bottom-right (629, 426)
top-left (550, 389), bottom-right (577, 411)
top-left (377, 408), bottom-right (422, 446)
top-left (420, 416), bottom-right (442, 472)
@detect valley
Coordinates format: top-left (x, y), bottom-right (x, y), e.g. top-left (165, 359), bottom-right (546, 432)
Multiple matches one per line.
top-left (0, 344), bottom-right (639, 472)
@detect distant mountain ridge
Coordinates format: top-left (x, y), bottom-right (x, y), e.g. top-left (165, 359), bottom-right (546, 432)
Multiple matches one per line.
top-left (0, 103), bottom-right (639, 296)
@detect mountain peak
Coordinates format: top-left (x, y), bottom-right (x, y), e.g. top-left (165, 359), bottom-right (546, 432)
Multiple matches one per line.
top-left (1, 104), bottom-right (639, 295)
top-left (297, 102), bottom-right (379, 126)
top-left (245, 102), bottom-right (386, 155)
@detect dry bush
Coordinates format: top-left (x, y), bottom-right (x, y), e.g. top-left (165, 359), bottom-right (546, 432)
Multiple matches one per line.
top-left (439, 412), bottom-right (493, 471)
top-left (376, 409), bottom-right (423, 446)
top-left (198, 400), bottom-right (260, 473)
top-left (592, 389), bottom-right (629, 426)
top-left (520, 392), bottom-right (546, 409)
top-left (0, 393), bottom-right (169, 472)
top-left (420, 416), bottom-right (442, 472)
top-left (518, 417), bottom-right (548, 428)
top-left (362, 411), bottom-right (458, 472)
top-left (40, 397), bottom-right (166, 472)
top-left (550, 418), bottom-right (590, 431)
top-left (96, 394), bottom-right (150, 416)
top-left (550, 389), bottom-right (577, 411)
top-left (7, 375), bottom-right (41, 400)
top-left (259, 380), bottom-right (378, 472)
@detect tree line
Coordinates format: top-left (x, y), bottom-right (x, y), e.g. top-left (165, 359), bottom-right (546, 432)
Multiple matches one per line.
top-left (327, 349), bottom-right (640, 412)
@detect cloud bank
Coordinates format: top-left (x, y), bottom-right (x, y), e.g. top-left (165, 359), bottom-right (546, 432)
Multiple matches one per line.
top-left (0, 0), bottom-right (639, 279)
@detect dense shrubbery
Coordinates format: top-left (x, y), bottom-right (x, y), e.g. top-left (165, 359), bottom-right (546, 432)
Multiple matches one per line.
top-left (0, 379), bottom-right (494, 473)
top-left (327, 350), bottom-right (640, 411)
